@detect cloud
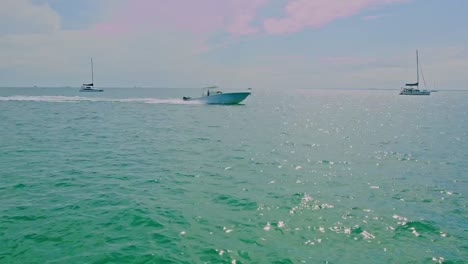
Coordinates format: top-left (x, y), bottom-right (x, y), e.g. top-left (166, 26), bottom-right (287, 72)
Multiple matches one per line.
top-left (263, 0), bottom-right (408, 35)
top-left (89, 0), bottom-right (270, 54)
top-left (92, 0), bottom-right (269, 37)
top-left (225, 0), bottom-right (269, 36)
top-left (92, 0), bottom-right (410, 38)
top-left (0, 0), bottom-right (61, 36)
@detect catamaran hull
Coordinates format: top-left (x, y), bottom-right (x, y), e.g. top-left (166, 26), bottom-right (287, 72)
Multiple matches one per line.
top-left (399, 91), bottom-right (430, 95)
top-left (80, 89), bottom-right (103, 92)
top-left (183, 92), bottom-right (251, 104)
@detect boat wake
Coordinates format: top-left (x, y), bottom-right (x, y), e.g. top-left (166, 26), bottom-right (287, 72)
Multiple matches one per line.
top-left (0, 96), bottom-right (201, 105)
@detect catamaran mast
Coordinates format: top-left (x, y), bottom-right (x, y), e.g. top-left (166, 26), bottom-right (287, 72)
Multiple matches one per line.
top-left (91, 58), bottom-right (94, 85)
top-left (416, 50), bottom-right (419, 89)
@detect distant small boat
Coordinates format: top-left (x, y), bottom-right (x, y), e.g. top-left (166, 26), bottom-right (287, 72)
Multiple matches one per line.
top-left (80, 58), bottom-right (103, 92)
top-left (183, 86), bottom-right (251, 104)
top-left (400, 50), bottom-right (430, 95)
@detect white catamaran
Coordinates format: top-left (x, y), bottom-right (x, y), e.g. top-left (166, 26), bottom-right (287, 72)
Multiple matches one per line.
top-left (80, 58), bottom-right (103, 92)
top-left (400, 50), bottom-right (430, 95)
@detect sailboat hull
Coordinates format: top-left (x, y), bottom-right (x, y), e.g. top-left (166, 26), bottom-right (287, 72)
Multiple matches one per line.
top-left (79, 88), bottom-right (103, 92)
top-left (183, 92), bottom-right (251, 104)
top-left (399, 89), bottom-right (430, 95)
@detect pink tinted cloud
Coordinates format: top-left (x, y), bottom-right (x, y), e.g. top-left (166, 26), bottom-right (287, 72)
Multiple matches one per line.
top-left (264, 0), bottom-right (409, 35)
top-left (226, 0), bottom-right (269, 35)
top-left (93, 0), bottom-right (268, 37)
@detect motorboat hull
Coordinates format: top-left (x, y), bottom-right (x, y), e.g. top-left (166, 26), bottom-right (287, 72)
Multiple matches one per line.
top-left (183, 92), bottom-right (251, 104)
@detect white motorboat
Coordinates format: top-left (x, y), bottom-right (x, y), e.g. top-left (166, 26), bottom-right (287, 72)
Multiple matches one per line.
top-left (80, 58), bottom-right (103, 92)
top-left (183, 86), bottom-right (251, 104)
top-left (400, 50), bottom-right (430, 95)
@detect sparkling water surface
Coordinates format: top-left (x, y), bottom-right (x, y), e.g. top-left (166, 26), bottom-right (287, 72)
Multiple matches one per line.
top-left (0, 88), bottom-right (466, 263)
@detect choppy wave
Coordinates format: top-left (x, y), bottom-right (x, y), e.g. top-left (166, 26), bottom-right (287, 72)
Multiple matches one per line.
top-left (0, 95), bottom-right (200, 105)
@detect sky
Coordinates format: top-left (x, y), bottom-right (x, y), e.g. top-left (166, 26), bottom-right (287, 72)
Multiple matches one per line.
top-left (1, 0), bottom-right (467, 89)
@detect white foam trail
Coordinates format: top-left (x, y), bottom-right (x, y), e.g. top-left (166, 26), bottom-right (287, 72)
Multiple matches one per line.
top-left (0, 96), bottom-right (201, 105)
top-left (0, 96), bottom-right (82, 102)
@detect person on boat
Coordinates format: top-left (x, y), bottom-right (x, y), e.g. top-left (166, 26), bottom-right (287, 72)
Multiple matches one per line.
top-left (207, 90), bottom-right (210, 96)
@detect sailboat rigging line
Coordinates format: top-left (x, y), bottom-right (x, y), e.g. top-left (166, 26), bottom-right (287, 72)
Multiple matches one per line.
top-left (419, 59), bottom-right (427, 88)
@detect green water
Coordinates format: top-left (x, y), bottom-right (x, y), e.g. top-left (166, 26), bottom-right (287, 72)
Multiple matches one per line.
top-left (0, 88), bottom-right (466, 263)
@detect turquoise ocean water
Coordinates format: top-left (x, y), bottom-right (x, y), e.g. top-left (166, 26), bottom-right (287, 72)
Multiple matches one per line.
top-left (0, 88), bottom-right (466, 263)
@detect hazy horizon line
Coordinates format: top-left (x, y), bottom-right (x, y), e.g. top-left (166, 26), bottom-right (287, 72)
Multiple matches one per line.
top-left (1, 86), bottom-right (467, 91)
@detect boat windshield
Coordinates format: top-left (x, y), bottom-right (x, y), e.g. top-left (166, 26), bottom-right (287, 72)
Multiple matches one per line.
top-left (202, 86), bottom-right (222, 96)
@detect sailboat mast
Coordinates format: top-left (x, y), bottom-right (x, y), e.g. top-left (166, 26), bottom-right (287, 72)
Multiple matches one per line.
top-left (91, 58), bottom-right (94, 84)
top-left (416, 50), bottom-right (419, 88)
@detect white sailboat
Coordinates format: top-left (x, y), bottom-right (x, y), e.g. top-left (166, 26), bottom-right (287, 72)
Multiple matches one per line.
top-left (80, 58), bottom-right (103, 92)
top-left (183, 86), bottom-right (251, 104)
top-left (400, 50), bottom-right (430, 95)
